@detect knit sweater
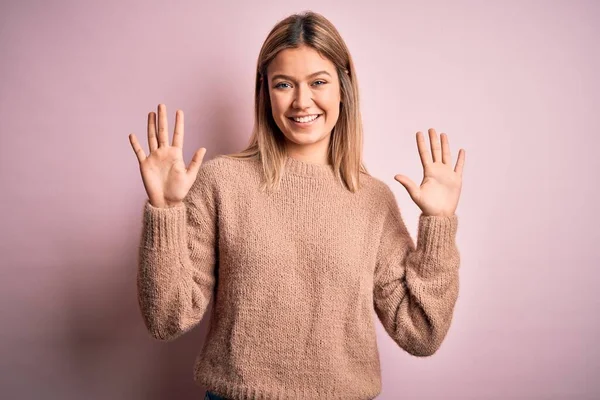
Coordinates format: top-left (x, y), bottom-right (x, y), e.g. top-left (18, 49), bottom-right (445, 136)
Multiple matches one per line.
top-left (137, 154), bottom-right (460, 400)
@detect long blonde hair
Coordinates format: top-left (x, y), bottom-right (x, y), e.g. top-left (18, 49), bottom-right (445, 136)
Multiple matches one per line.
top-left (223, 11), bottom-right (370, 193)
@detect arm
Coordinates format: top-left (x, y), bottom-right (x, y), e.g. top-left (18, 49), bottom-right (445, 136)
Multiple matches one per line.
top-left (373, 186), bottom-right (460, 356)
top-left (136, 166), bottom-right (218, 341)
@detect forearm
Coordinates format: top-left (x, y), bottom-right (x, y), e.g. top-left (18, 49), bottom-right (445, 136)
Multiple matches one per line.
top-left (137, 200), bottom-right (214, 341)
top-left (374, 214), bottom-right (460, 356)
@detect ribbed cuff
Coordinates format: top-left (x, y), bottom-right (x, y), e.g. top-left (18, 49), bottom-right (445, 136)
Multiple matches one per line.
top-left (140, 200), bottom-right (187, 250)
top-left (416, 213), bottom-right (459, 261)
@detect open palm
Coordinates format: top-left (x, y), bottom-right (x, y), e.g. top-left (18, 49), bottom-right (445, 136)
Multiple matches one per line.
top-left (394, 128), bottom-right (465, 217)
top-left (129, 104), bottom-right (207, 208)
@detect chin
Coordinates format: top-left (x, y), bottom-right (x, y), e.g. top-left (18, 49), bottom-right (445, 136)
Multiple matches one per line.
top-left (285, 131), bottom-right (329, 145)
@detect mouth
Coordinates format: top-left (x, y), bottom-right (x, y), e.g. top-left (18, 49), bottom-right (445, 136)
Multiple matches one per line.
top-left (287, 114), bottom-right (322, 128)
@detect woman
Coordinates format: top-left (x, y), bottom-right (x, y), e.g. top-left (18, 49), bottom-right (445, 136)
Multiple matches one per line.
top-left (129, 11), bottom-right (465, 400)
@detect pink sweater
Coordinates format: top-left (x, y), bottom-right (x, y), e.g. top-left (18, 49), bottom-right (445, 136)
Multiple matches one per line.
top-left (137, 154), bottom-right (460, 400)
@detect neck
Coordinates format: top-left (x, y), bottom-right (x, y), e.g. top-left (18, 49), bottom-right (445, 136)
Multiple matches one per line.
top-left (284, 153), bottom-right (335, 179)
top-left (284, 138), bottom-right (331, 165)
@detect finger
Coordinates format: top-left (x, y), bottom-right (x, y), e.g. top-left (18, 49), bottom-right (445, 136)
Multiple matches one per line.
top-left (429, 128), bottom-right (441, 163)
top-left (394, 174), bottom-right (418, 199)
top-left (187, 147), bottom-right (207, 177)
top-left (172, 110), bottom-right (184, 148)
top-left (416, 131), bottom-right (431, 168)
top-left (157, 104), bottom-right (169, 147)
top-left (454, 148), bottom-right (465, 176)
top-left (147, 112), bottom-right (158, 152)
top-left (441, 132), bottom-right (451, 165)
top-left (129, 133), bottom-right (147, 163)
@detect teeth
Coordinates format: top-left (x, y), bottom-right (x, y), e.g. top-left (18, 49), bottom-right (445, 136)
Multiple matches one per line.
top-left (292, 114), bottom-right (319, 123)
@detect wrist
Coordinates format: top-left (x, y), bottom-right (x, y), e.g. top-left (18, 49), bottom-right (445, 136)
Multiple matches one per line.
top-left (149, 199), bottom-right (184, 209)
top-left (422, 212), bottom-right (455, 217)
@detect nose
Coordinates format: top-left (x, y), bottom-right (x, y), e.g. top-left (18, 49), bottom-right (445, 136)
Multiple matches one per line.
top-left (292, 83), bottom-right (313, 110)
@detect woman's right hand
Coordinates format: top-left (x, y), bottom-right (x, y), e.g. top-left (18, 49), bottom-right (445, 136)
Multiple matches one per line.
top-left (129, 104), bottom-right (207, 208)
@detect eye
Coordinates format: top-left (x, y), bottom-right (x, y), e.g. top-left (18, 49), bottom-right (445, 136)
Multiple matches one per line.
top-left (274, 82), bottom-right (290, 89)
top-left (274, 80), bottom-right (327, 89)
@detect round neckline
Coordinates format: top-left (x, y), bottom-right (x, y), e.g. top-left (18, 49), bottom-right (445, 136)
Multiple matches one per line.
top-left (284, 154), bottom-right (335, 178)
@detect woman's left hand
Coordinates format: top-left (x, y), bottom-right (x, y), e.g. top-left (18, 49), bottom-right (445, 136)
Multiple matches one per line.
top-left (394, 128), bottom-right (465, 217)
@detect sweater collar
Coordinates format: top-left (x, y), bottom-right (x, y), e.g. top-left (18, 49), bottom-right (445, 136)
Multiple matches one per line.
top-left (284, 154), bottom-right (335, 178)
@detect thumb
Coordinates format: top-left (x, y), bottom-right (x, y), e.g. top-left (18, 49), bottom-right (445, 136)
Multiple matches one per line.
top-left (187, 147), bottom-right (207, 178)
top-left (394, 174), bottom-right (418, 198)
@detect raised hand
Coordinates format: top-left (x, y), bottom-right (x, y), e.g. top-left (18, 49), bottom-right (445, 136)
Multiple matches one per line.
top-left (394, 128), bottom-right (465, 217)
top-left (129, 104), bottom-right (207, 208)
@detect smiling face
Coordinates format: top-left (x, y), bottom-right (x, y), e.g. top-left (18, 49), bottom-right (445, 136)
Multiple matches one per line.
top-left (267, 45), bottom-right (341, 163)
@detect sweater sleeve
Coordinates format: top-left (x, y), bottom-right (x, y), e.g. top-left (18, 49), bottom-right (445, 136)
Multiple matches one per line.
top-left (136, 166), bottom-right (218, 341)
top-left (373, 185), bottom-right (460, 357)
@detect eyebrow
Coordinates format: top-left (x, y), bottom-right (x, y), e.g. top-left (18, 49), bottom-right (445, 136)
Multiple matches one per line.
top-left (270, 70), bottom-right (332, 82)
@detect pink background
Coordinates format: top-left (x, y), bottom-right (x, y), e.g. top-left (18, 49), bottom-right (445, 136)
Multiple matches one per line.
top-left (1, 0), bottom-right (598, 399)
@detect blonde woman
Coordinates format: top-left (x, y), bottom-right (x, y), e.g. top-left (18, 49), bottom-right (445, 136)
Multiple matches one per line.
top-left (129, 11), bottom-right (465, 400)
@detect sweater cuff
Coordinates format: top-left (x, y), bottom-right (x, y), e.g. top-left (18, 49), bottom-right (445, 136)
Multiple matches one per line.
top-left (140, 200), bottom-right (187, 250)
top-left (416, 213), bottom-right (459, 264)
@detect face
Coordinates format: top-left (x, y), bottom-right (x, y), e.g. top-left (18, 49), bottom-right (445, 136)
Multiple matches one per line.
top-left (266, 45), bottom-right (341, 158)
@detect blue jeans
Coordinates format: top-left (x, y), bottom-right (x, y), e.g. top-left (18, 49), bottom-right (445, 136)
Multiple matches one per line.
top-left (204, 391), bottom-right (228, 400)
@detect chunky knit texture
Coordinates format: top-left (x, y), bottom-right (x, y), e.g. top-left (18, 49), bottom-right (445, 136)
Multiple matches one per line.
top-left (137, 154), bottom-right (461, 400)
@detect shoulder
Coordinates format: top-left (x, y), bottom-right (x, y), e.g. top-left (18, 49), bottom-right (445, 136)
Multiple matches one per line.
top-left (197, 154), bottom-right (258, 179)
top-left (192, 154), bottom-right (260, 194)
top-left (358, 172), bottom-right (397, 206)
top-left (197, 154), bottom-right (238, 174)
top-left (187, 155), bottom-right (257, 207)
